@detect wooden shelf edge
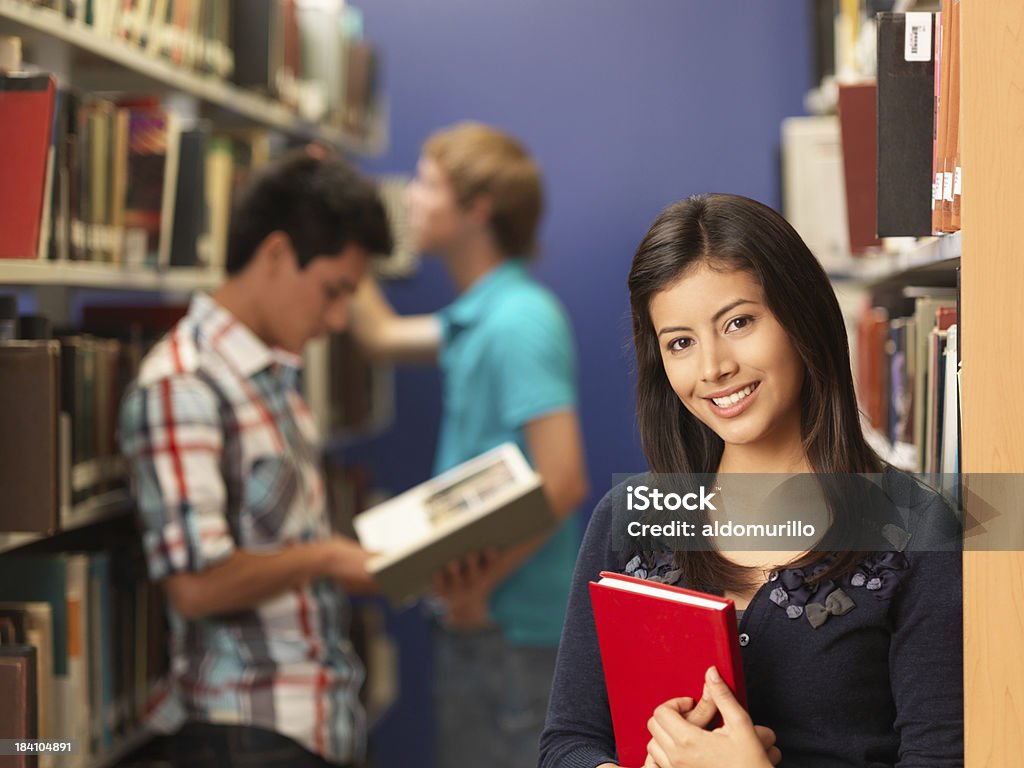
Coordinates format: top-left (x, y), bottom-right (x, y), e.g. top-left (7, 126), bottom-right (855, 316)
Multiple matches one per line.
top-left (61, 488), bottom-right (133, 531)
top-left (0, 0), bottom-right (382, 156)
top-left (829, 231), bottom-right (962, 285)
top-left (0, 489), bottom-right (133, 556)
top-left (0, 259), bottom-right (222, 290)
top-left (0, 531), bottom-right (43, 554)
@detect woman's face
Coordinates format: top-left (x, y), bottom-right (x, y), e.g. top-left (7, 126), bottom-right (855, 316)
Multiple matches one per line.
top-left (649, 265), bottom-right (806, 454)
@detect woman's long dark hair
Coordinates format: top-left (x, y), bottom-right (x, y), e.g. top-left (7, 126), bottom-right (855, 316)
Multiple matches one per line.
top-left (628, 193), bottom-right (883, 592)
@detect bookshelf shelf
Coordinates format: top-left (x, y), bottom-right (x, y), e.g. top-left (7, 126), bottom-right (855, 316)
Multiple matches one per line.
top-left (0, 489), bottom-right (132, 555)
top-left (0, 531), bottom-right (40, 555)
top-left (832, 231), bottom-right (962, 285)
top-left (62, 488), bottom-right (132, 530)
top-left (0, 259), bottom-right (221, 291)
top-left (72, 457), bottom-right (125, 495)
top-left (0, 0), bottom-right (383, 156)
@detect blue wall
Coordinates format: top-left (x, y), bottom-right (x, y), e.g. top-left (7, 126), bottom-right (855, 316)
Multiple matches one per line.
top-left (347, 2), bottom-right (811, 765)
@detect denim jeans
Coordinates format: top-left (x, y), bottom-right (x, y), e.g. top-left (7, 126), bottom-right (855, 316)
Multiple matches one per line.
top-left (169, 722), bottom-right (345, 768)
top-left (433, 625), bottom-right (558, 768)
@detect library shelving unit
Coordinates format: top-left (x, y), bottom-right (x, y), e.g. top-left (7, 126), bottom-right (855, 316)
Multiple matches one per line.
top-left (961, 3), bottom-right (1024, 765)
top-left (0, 3), bottom-right (387, 765)
top-left (0, 0), bottom-right (385, 156)
top-left (0, 0), bottom-right (389, 305)
top-left (835, 6), bottom-right (1020, 759)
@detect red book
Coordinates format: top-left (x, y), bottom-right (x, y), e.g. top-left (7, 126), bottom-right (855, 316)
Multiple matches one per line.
top-left (589, 571), bottom-right (746, 768)
top-left (837, 82), bottom-right (881, 253)
top-left (0, 73), bottom-right (57, 259)
top-left (936, 306), bottom-right (958, 331)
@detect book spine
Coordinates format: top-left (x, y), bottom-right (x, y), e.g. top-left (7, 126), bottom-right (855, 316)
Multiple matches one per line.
top-left (931, 7), bottom-right (947, 233)
top-left (876, 12), bottom-right (937, 238)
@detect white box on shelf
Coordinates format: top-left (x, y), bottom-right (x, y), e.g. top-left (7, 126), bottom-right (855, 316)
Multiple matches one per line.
top-left (782, 115), bottom-right (853, 274)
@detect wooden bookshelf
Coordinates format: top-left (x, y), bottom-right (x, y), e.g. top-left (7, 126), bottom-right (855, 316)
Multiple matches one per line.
top-left (961, 2), bottom-right (1024, 766)
top-left (0, 0), bottom-right (385, 156)
top-left (0, 3), bottom-right (382, 764)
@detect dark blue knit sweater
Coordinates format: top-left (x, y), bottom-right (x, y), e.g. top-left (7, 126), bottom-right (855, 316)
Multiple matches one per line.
top-left (538, 470), bottom-right (963, 768)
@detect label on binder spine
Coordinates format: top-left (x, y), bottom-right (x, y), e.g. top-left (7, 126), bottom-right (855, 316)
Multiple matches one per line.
top-left (954, 166), bottom-right (962, 196)
top-left (943, 171), bottom-right (954, 202)
top-left (905, 13), bottom-right (933, 61)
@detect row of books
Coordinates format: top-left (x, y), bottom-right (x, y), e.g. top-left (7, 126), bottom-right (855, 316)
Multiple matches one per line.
top-left (18, 0), bottom-right (234, 78)
top-left (0, 71), bottom-right (269, 265)
top-left (234, 0), bottom-right (380, 131)
top-left (785, 9), bottom-right (962, 268)
top-left (0, 546), bottom-right (168, 768)
top-left (856, 285), bottom-right (960, 480)
top-left (0, 298), bottom-right (186, 535)
top-left (11, 0), bottom-right (381, 128)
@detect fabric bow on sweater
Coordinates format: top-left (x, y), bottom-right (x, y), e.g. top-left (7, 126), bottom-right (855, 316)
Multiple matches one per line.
top-left (805, 587), bottom-right (856, 629)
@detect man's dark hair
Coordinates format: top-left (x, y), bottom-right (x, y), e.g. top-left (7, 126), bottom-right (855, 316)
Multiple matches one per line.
top-left (225, 148), bottom-right (393, 275)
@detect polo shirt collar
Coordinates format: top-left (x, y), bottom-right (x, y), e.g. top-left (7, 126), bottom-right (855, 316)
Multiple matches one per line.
top-left (189, 292), bottom-right (284, 380)
top-left (443, 259), bottom-right (528, 328)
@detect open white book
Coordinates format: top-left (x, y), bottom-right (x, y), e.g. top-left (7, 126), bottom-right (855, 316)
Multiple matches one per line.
top-left (353, 443), bottom-right (554, 605)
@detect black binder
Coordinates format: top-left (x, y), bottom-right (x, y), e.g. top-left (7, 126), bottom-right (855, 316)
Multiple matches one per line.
top-left (876, 12), bottom-right (937, 237)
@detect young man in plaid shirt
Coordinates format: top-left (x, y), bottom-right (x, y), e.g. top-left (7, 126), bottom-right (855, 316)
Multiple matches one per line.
top-left (119, 149), bottom-right (393, 767)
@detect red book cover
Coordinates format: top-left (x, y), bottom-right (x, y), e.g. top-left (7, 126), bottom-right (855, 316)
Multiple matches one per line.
top-left (936, 306), bottom-right (958, 331)
top-left (0, 73), bottom-right (57, 259)
top-left (837, 82), bottom-right (881, 253)
top-left (589, 571), bottom-right (746, 768)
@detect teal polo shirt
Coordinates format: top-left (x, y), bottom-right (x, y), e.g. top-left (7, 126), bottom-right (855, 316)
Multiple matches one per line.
top-left (435, 259), bottom-right (581, 647)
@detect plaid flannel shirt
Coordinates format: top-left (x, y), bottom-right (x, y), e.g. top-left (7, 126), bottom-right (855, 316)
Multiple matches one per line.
top-left (119, 293), bottom-right (364, 764)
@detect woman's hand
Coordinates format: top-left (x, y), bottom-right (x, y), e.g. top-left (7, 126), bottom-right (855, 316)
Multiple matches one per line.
top-left (644, 666), bottom-right (781, 768)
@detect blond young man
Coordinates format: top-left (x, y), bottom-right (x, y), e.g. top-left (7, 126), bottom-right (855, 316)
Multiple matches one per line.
top-left (352, 123), bottom-right (589, 767)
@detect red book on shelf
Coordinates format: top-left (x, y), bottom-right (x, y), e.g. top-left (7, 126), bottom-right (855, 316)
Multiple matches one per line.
top-left (838, 82), bottom-right (881, 253)
top-left (936, 306), bottom-right (958, 331)
top-left (589, 571), bottom-right (746, 768)
top-left (0, 73), bottom-right (57, 260)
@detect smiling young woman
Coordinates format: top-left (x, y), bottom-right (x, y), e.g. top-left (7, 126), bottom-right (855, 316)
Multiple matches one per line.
top-left (539, 193), bottom-right (962, 768)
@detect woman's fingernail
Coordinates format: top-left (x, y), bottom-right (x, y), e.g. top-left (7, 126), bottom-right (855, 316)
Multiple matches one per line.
top-left (707, 666), bottom-right (722, 683)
